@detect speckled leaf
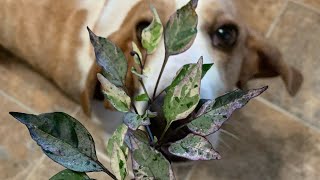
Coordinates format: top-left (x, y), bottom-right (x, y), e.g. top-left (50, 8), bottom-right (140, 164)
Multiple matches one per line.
top-left (88, 27), bottom-right (127, 87)
top-left (164, 0), bottom-right (198, 55)
top-left (168, 134), bottom-right (221, 160)
top-left (106, 124), bottom-right (129, 160)
top-left (110, 143), bottom-right (128, 180)
top-left (135, 93), bottom-right (149, 102)
top-left (97, 73), bottom-right (131, 112)
top-left (106, 125), bottom-right (129, 179)
top-left (127, 132), bottom-right (175, 180)
top-left (50, 169), bottom-right (91, 180)
top-left (132, 42), bottom-right (143, 65)
top-left (188, 86), bottom-right (268, 136)
top-left (141, 6), bottom-right (163, 54)
top-left (123, 113), bottom-right (150, 131)
top-left (10, 112), bottom-right (105, 172)
top-left (163, 57), bottom-right (203, 123)
top-left (167, 63), bottom-right (213, 91)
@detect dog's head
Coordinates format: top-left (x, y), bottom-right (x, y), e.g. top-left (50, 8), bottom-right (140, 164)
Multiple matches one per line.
top-left (87, 0), bottom-right (303, 113)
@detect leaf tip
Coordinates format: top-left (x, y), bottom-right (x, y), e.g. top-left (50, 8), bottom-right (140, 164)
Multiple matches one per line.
top-left (9, 112), bottom-right (23, 119)
top-left (191, 0), bottom-right (199, 9)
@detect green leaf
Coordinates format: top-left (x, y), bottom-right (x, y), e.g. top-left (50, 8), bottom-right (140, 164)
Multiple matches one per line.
top-left (106, 124), bottom-right (129, 180)
top-left (168, 134), bottom-right (221, 161)
top-left (50, 169), bottom-right (91, 180)
top-left (9, 112), bottom-right (105, 172)
top-left (123, 113), bottom-right (150, 131)
top-left (132, 42), bottom-right (143, 66)
top-left (164, 0), bottom-right (198, 56)
top-left (134, 93), bottom-right (149, 102)
top-left (163, 57), bottom-right (203, 123)
top-left (188, 86), bottom-right (268, 136)
top-left (97, 73), bottom-right (131, 112)
top-left (141, 5), bottom-right (163, 54)
top-left (131, 67), bottom-right (147, 79)
top-left (201, 63), bottom-right (214, 79)
top-left (126, 132), bottom-right (175, 180)
top-left (167, 63), bottom-right (214, 91)
top-left (87, 27), bottom-right (127, 87)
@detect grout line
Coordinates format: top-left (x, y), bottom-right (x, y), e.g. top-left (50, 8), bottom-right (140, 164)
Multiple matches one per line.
top-left (290, 0), bottom-right (320, 14)
top-left (255, 97), bottom-right (320, 134)
top-left (71, 105), bottom-right (81, 117)
top-left (24, 155), bottom-right (46, 180)
top-left (0, 89), bottom-right (37, 114)
top-left (184, 162), bottom-right (198, 180)
top-left (265, 0), bottom-right (289, 38)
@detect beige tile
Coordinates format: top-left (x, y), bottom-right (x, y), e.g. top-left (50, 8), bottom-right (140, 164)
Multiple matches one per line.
top-left (298, 0), bottom-right (320, 10)
top-left (0, 94), bottom-right (43, 179)
top-left (235, 0), bottom-right (285, 34)
top-left (248, 2), bottom-right (320, 128)
top-left (185, 99), bottom-right (320, 180)
top-left (0, 49), bottom-right (78, 114)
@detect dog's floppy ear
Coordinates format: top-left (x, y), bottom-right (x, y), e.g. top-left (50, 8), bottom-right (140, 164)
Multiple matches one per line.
top-left (238, 32), bottom-right (303, 96)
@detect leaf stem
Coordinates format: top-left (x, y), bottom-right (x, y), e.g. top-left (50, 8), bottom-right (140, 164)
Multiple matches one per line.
top-left (159, 123), bottom-right (171, 142)
top-left (96, 161), bottom-right (117, 180)
top-left (152, 52), bottom-right (169, 99)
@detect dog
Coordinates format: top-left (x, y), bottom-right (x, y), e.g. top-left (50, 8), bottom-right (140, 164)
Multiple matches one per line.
top-left (0, 0), bottom-right (302, 147)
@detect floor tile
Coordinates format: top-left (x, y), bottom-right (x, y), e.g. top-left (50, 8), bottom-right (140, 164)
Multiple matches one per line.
top-left (186, 99), bottom-right (320, 180)
top-left (235, 0), bottom-right (285, 34)
top-left (0, 94), bottom-right (43, 179)
top-left (0, 48), bottom-right (78, 114)
top-left (248, 2), bottom-right (320, 128)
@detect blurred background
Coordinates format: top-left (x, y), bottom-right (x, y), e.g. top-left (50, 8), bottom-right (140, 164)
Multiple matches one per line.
top-left (1, 0), bottom-right (320, 179)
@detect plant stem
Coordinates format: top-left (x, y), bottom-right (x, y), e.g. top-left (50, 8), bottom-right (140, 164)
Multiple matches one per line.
top-left (159, 123), bottom-right (171, 142)
top-left (96, 161), bottom-right (117, 180)
top-left (152, 52), bottom-right (169, 99)
top-left (131, 50), bottom-right (154, 143)
top-left (139, 79), bottom-right (151, 102)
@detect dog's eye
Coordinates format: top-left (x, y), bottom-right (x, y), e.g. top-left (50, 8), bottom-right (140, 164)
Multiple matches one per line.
top-left (136, 21), bottom-right (151, 41)
top-left (211, 24), bottom-right (238, 50)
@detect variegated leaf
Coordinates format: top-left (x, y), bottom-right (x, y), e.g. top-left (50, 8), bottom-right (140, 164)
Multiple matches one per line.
top-left (164, 0), bottom-right (198, 56)
top-left (87, 27), bottom-right (127, 87)
top-left (110, 143), bottom-right (128, 180)
top-left (163, 57), bottom-right (203, 123)
top-left (188, 86), bottom-right (268, 136)
top-left (106, 124), bottom-right (129, 160)
top-left (141, 5), bottom-right (163, 54)
top-left (166, 63), bottom-right (214, 92)
top-left (126, 132), bottom-right (175, 180)
top-left (123, 113), bottom-right (150, 131)
top-left (97, 73), bottom-right (131, 112)
top-left (168, 134), bottom-right (221, 160)
top-left (106, 124), bottom-right (129, 180)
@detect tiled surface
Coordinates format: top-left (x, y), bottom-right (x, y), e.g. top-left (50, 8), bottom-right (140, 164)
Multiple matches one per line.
top-left (0, 94), bottom-right (43, 180)
top-left (180, 99), bottom-right (320, 180)
top-left (0, 49), bottom-right (78, 114)
top-left (249, 1), bottom-right (320, 128)
top-left (235, 0), bottom-right (285, 34)
top-left (1, 0), bottom-right (320, 180)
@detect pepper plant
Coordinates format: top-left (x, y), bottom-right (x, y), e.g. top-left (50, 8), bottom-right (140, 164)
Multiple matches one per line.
top-left (10, 0), bottom-right (267, 179)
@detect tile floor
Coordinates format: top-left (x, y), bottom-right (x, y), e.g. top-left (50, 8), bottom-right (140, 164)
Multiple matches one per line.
top-left (1, 0), bottom-right (320, 179)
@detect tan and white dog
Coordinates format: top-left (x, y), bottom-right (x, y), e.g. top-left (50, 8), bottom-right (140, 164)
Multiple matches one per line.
top-left (0, 0), bottom-right (302, 145)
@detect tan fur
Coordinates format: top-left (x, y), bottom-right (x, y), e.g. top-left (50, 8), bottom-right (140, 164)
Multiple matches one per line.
top-left (0, 0), bottom-right (303, 115)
